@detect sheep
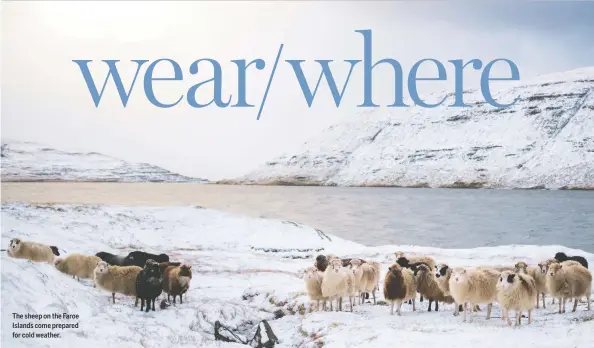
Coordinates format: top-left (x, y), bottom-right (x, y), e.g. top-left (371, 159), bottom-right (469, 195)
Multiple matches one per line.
top-left (434, 264), bottom-right (472, 315)
top-left (554, 252), bottom-right (588, 269)
top-left (123, 251), bottom-right (170, 268)
top-left (514, 261), bottom-right (547, 309)
top-left (394, 251), bottom-right (436, 270)
top-left (413, 263), bottom-right (455, 312)
top-left (321, 258), bottom-right (356, 312)
top-left (496, 271), bottom-right (537, 326)
top-left (95, 251), bottom-right (126, 266)
top-left (383, 263), bottom-right (417, 315)
top-left (135, 259), bottom-right (163, 312)
top-left (54, 253), bottom-right (102, 284)
top-left (350, 259), bottom-right (380, 305)
top-left (396, 257), bottom-right (431, 303)
top-left (303, 266), bottom-right (326, 311)
top-left (546, 262), bottom-right (592, 313)
top-left (94, 261), bottom-right (142, 304)
top-left (449, 267), bottom-right (500, 322)
top-left (6, 238), bottom-right (60, 263)
top-left (162, 263), bottom-right (193, 304)
top-left (538, 258), bottom-right (584, 305)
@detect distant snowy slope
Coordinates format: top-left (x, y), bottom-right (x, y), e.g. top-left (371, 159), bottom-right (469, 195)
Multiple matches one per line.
top-left (237, 67), bottom-right (594, 189)
top-left (0, 142), bottom-right (207, 182)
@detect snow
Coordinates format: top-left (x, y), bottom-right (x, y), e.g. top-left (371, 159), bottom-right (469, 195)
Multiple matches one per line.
top-left (0, 142), bottom-right (207, 183)
top-left (237, 67), bottom-right (594, 189)
top-left (2, 202), bottom-right (593, 347)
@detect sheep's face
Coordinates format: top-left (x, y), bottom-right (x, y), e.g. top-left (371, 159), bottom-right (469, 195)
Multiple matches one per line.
top-left (548, 263), bottom-right (562, 277)
top-left (95, 261), bottom-right (109, 274)
top-left (303, 267), bottom-right (318, 281)
top-left (514, 261), bottom-right (528, 274)
top-left (8, 238), bottom-right (22, 255)
top-left (328, 259), bottom-right (342, 273)
top-left (388, 264), bottom-right (402, 275)
top-left (394, 251), bottom-right (404, 260)
top-left (497, 271), bottom-right (515, 291)
top-left (143, 260), bottom-right (161, 279)
top-left (538, 260), bottom-right (553, 274)
top-left (53, 258), bottom-right (63, 267)
top-left (435, 264), bottom-right (449, 279)
top-left (350, 259), bottom-right (362, 273)
top-left (396, 257), bottom-right (409, 268)
top-left (452, 268), bottom-right (468, 283)
top-left (414, 264), bottom-right (430, 277)
top-left (179, 264), bottom-right (192, 277)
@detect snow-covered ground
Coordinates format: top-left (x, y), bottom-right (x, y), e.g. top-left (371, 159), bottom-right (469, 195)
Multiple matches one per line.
top-left (2, 203), bottom-right (593, 347)
top-left (1, 142), bottom-right (207, 182)
top-left (236, 67), bottom-right (594, 189)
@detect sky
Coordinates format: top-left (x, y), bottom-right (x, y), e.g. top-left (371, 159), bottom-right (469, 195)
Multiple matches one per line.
top-left (2, 1), bottom-right (594, 180)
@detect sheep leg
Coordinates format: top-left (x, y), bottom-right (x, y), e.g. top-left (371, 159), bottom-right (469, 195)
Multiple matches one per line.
top-left (542, 293), bottom-right (546, 309)
top-left (330, 300), bottom-right (333, 311)
top-left (572, 298), bottom-right (578, 312)
top-left (390, 301), bottom-right (395, 315)
top-left (528, 309), bottom-right (532, 324)
top-left (372, 290), bottom-right (376, 305)
top-left (420, 295), bottom-right (424, 302)
top-left (180, 294), bottom-right (183, 304)
top-left (397, 301), bottom-right (403, 316)
top-left (135, 297), bottom-right (138, 307)
top-left (558, 297), bottom-right (562, 313)
top-left (145, 298), bottom-right (150, 313)
top-left (561, 297), bottom-right (567, 313)
top-left (412, 298), bottom-right (416, 312)
top-left (112, 293), bottom-right (116, 304)
top-left (536, 292), bottom-right (540, 309)
top-left (587, 294), bottom-right (591, 311)
top-left (152, 298), bottom-right (156, 311)
top-left (486, 303), bottom-right (493, 320)
top-left (350, 296), bottom-right (353, 312)
top-left (515, 311), bottom-right (521, 326)
top-left (454, 303), bottom-right (460, 316)
top-left (339, 297), bottom-right (343, 312)
top-left (428, 299), bottom-right (433, 312)
top-left (140, 298), bottom-right (144, 311)
top-left (435, 300), bottom-right (439, 312)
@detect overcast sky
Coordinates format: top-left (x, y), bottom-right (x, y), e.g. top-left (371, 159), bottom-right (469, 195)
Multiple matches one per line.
top-left (2, 1), bottom-right (594, 180)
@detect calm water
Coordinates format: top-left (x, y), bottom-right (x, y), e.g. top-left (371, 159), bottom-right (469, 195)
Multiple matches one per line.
top-left (2, 183), bottom-right (593, 252)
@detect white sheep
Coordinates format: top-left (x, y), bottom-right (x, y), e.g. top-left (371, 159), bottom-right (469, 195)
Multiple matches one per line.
top-left (7, 238), bottom-right (59, 263)
top-left (350, 259), bottom-right (380, 305)
top-left (94, 261), bottom-right (142, 304)
top-left (514, 261), bottom-right (547, 309)
top-left (321, 259), bottom-right (355, 312)
top-left (546, 262), bottom-right (592, 313)
top-left (303, 266), bottom-right (326, 311)
top-left (496, 271), bottom-right (537, 326)
top-left (449, 267), bottom-right (500, 322)
top-left (54, 254), bottom-right (102, 285)
top-left (383, 264), bottom-right (418, 315)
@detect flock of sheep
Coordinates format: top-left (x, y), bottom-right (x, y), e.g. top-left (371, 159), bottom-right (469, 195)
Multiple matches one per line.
top-left (303, 251), bottom-right (592, 326)
top-left (4, 236), bottom-right (592, 328)
top-left (5, 238), bottom-right (193, 312)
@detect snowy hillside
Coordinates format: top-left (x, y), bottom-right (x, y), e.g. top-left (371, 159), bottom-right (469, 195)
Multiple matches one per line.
top-left (2, 203), bottom-right (594, 347)
top-left (235, 67), bottom-right (594, 189)
top-left (0, 142), bottom-right (207, 182)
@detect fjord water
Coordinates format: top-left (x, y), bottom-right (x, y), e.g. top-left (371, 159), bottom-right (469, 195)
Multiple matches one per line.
top-left (2, 183), bottom-right (593, 252)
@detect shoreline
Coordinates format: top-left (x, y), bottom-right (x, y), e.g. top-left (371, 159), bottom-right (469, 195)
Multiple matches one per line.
top-left (2, 179), bottom-right (593, 191)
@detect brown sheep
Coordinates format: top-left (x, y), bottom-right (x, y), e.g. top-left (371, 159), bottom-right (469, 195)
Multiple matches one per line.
top-left (163, 263), bottom-right (193, 304)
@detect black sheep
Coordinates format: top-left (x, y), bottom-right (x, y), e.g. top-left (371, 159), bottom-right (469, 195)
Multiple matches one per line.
top-left (554, 252), bottom-right (589, 269)
top-left (123, 251), bottom-right (170, 268)
top-left (95, 251), bottom-right (126, 266)
top-left (396, 257), bottom-right (429, 303)
top-left (135, 259), bottom-right (163, 312)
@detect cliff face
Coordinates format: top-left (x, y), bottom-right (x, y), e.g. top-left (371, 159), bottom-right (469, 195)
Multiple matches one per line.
top-left (237, 67), bottom-right (594, 189)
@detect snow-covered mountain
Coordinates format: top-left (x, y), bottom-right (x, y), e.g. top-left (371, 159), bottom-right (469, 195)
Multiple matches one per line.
top-left (234, 67), bottom-right (594, 189)
top-left (2, 202), bottom-right (593, 348)
top-left (1, 142), bottom-right (207, 182)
